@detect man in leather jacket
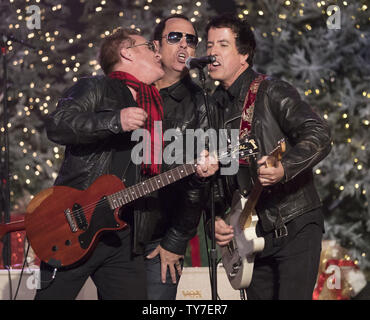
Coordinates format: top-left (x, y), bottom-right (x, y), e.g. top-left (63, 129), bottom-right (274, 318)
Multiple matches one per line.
top-left (144, 14), bottom-right (218, 300)
top-left (35, 28), bottom-right (216, 300)
top-left (206, 14), bottom-right (331, 299)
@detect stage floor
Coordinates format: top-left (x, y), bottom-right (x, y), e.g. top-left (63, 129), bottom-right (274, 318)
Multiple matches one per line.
top-left (0, 267), bottom-right (240, 300)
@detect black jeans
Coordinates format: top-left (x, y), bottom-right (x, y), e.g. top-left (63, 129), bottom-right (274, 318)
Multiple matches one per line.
top-left (144, 240), bottom-right (183, 300)
top-left (246, 222), bottom-right (323, 300)
top-left (34, 228), bottom-right (147, 300)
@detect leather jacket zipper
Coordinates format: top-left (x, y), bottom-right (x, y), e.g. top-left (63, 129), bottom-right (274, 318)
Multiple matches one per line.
top-left (223, 114), bottom-right (241, 202)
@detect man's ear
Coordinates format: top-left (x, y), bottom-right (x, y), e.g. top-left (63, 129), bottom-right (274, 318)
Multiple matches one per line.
top-left (153, 40), bottom-right (160, 52)
top-left (120, 47), bottom-right (133, 62)
top-left (240, 53), bottom-right (249, 66)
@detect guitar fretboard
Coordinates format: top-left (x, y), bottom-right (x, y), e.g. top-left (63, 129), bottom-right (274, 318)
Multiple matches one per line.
top-left (107, 163), bottom-right (196, 209)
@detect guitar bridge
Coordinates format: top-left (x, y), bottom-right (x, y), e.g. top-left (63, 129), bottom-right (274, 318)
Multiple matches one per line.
top-left (64, 208), bottom-right (78, 233)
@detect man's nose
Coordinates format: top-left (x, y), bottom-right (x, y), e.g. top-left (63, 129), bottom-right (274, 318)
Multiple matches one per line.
top-left (179, 37), bottom-right (188, 49)
top-left (207, 46), bottom-right (217, 56)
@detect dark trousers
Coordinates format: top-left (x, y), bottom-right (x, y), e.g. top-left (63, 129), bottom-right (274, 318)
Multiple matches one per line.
top-left (34, 228), bottom-right (147, 300)
top-left (144, 241), bottom-right (183, 300)
top-left (246, 222), bottom-right (322, 300)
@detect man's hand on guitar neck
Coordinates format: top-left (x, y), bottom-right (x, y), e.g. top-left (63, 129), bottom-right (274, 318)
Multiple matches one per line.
top-left (215, 217), bottom-right (234, 246)
top-left (195, 150), bottom-right (219, 178)
top-left (257, 156), bottom-right (285, 187)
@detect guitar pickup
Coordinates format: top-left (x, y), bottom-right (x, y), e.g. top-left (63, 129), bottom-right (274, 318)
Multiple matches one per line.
top-left (229, 260), bottom-right (242, 278)
top-left (232, 261), bottom-right (242, 271)
top-left (72, 203), bottom-right (88, 231)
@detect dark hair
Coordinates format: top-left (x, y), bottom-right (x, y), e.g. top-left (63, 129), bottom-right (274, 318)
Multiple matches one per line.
top-left (153, 14), bottom-right (198, 43)
top-left (206, 13), bottom-right (256, 66)
top-left (98, 27), bottom-right (140, 75)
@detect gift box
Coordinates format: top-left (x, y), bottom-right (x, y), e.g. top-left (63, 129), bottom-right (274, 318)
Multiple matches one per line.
top-left (313, 240), bottom-right (367, 300)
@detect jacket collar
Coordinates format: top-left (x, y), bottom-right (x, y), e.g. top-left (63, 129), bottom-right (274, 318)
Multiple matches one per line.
top-left (106, 76), bottom-right (137, 102)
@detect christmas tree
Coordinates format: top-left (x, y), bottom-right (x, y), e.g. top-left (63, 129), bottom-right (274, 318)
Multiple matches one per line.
top-left (231, 0), bottom-right (370, 269)
top-left (1, 0), bottom-right (369, 278)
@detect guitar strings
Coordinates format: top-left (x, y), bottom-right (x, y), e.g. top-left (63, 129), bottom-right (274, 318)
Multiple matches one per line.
top-left (67, 163), bottom-right (198, 220)
top-left (65, 144), bottom-right (254, 223)
top-left (66, 145), bottom-right (253, 222)
top-left (67, 146), bottom-right (240, 219)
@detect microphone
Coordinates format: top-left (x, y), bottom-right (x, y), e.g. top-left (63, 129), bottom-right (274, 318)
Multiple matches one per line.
top-left (185, 55), bottom-right (216, 69)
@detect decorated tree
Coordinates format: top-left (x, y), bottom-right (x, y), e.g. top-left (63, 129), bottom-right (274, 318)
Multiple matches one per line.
top-left (232, 0), bottom-right (370, 269)
top-left (1, 0), bottom-right (369, 281)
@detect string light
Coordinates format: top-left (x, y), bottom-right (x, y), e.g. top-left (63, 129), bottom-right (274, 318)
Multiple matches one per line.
top-left (1, 2), bottom-right (368, 267)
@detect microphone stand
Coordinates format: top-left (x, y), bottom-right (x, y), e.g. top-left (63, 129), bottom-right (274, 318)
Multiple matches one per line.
top-left (1, 34), bottom-right (35, 269)
top-left (1, 37), bottom-right (11, 269)
top-left (197, 67), bottom-right (218, 300)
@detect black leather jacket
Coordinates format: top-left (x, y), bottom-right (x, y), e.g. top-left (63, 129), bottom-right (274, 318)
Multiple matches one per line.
top-left (215, 68), bottom-right (331, 233)
top-left (45, 75), bottom-right (210, 255)
top-left (153, 75), bottom-right (215, 254)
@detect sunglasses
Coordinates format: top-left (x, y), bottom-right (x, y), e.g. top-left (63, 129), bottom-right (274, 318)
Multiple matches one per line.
top-left (127, 41), bottom-right (156, 52)
top-left (162, 32), bottom-right (198, 48)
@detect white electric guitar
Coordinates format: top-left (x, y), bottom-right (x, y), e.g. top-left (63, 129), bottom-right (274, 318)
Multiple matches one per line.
top-left (220, 139), bottom-right (286, 290)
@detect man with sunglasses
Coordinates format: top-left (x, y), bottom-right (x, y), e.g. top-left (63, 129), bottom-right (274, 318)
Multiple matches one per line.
top-left (34, 27), bottom-right (215, 300)
top-left (142, 14), bottom-right (218, 300)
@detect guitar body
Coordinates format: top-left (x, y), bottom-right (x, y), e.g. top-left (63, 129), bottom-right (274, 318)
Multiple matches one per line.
top-left (7, 138), bottom-right (257, 269)
top-left (221, 139), bottom-right (285, 291)
top-left (221, 191), bottom-right (265, 290)
top-left (25, 175), bottom-right (128, 268)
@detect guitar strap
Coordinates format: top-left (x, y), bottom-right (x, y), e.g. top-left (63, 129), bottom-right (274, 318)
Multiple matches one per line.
top-left (239, 74), bottom-right (288, 239)
top-left (237, 74), bottom-right (267, 196)
top-left (239, 73), bottom-right (267, 154)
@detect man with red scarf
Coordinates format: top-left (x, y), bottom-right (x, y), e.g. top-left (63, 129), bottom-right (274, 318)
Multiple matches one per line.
top-left (35, 28), bottom-right (217, 300)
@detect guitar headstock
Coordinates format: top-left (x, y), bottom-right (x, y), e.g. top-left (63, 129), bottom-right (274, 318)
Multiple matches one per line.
top-left (222, 136), bottom-right (259, 161)
top-left (238, 136), bottom-right (259, 160)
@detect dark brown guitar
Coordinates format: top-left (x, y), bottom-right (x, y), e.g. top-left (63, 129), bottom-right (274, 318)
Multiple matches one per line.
top-left (25, 166), bottom-right (198, 268)
top-left (18, 137), bottom-right (258, 268)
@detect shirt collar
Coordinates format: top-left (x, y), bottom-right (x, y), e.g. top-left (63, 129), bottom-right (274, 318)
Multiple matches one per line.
top-left (227, 67), bottom-right (255, 100)
top-left (159, 74), bottom-right (193, 102)
top-left (213, 67), bottom-right (256, 109)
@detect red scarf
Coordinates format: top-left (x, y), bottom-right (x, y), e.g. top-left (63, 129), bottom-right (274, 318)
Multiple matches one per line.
top-left (109, 71), bottom-right (163, 176)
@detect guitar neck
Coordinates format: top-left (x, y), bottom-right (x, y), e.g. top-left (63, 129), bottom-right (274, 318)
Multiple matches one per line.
top-left (108, 163), bottom-right (197, 209)
top-left (238, 139), bottom-right (286, 229)
top-left (238, 180), bottom-right (263, 229)
top-left (246, 180), bottom-right (263, 210)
